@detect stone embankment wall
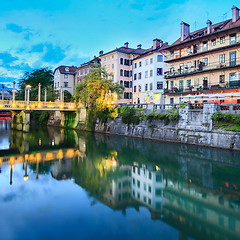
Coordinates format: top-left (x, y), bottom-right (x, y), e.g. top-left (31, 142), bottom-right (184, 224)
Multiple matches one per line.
top-left (95, 103), bottom-right (240, 151)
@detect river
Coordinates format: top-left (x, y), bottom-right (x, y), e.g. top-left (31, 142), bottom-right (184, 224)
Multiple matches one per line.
top-left (0, 120), bottom-right (240, 240)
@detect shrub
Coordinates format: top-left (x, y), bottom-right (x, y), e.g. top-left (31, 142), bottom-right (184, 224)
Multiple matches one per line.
top-left (211, 111), bottom-right (224, 122)
top-left (223, 113), bottom-right (234, 123)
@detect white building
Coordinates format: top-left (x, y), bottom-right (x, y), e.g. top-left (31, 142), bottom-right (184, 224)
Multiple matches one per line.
top-left (54, 66), bottom-right (77, 96)
top-left (132, 39), bottom-right (168, 104)
top-left (131, 164), bottom-right (165, 212)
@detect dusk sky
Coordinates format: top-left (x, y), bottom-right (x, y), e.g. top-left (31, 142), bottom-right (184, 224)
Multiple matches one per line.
top-left (0, 0), bottom-right (239, 86)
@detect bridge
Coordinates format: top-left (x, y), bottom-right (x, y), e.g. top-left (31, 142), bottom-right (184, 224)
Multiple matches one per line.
top-left (0, 100), bottom-right (77, 111)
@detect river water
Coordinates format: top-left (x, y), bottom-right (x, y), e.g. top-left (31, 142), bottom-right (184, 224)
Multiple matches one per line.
top-left (0, 120), bottom-right (240, 240)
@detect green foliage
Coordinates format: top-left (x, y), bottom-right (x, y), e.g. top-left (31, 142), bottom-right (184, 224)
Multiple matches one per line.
top-left (16, 68), bottom-right (57, 101)
top-left (118, 106), bottom-right (180, 126)
top-left (64, 90), bottom-right (73, 102)
top-left (74, 65), bottom-right (124, 131)
top-left (212, 111), bottom-right (240, 131)
top-left (97, 108), bottom-right (118, 124)
top-left (31, 111), bottom-right (50, 125)
top-left (119, 106), bottom-right (139, 125)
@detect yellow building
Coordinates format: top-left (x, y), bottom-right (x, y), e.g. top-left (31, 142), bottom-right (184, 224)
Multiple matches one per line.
top-left (164, 6), bottom-right (240, 105)
top-left (99, 42), bottom-right (146, 104)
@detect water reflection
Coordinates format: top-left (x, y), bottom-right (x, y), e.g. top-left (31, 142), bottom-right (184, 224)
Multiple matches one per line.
top-left (0, 122), bottom-right (240, 240)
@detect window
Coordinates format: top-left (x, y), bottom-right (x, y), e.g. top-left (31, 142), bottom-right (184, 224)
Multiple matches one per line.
top-left (187, 46), bottom-right (191, 53)
top-left (108, 64), bottom-right (110, 70)
top-left (120, 69), bottom-right (123, 76)
top-left (64, 74), bottom-right (68, 79)
top-left (148, 198), bottom-right (151, 205)
top-left (170, 51), bottom-right (174, 57)
top-left (137, 180), bottom-right (140, 188)
top-left (148, 186), bottom-right (151, 193)
top-left (134, 63), bottom-right (137, 68)
top-left (157, 82), bottom-right (163, 89)
top-left (150, 58), bottom-right (153, 64)
top-left (170, 98), bottom-right (174, 104)
top-left (170, 81), bottom-right (174, 89)
top-left (124, 81), bottom-right (129, 88)
top-left (112, 55), bottom-right (114, 59)
top-left (157, 55), bottom-right (163, 62)
top-left (64, 82), bottom-right (68, 87)
top-left (150, 70), bottom-right (153, 77)
top-left (145, 71), bottom-right (148, 78)
top-left (187, 79), bottom-right (191, 88)
top-left (219, 54), bottom-right (225, 63)
top-left (139, 62), bottom-right (142, 67)
top-left (124, 59), bottom-right (130, 66)
top-left (149, 172), bottom-right (152, 179)
top-left (202, 58), bottom-right (208, 66)
top-left (219, 75), bottom-right (225, 83)
top-left (145, 59), bottom-right (148, 65)
top-left (220, 36), bottom-right (225, 44)
top-left (129, 71), bottom-right (132, 77)
top-left (170, 65), bottom-right (174, 72)
top-left (134, 74), bottom-right (137, 80)
top-left (145, 84), bottom-right (148, 91)
top-left (157, 68), bottom-right (163, 75)
top-left (202, 41), bottom-right (208, 51)
top-left (130, 81), bottom-right (132, 88)
top-left (230, 33), bottom-right (236, 45)
top-left (120, 58), bottom-right (123, 64)
top-left (130, 92), bottom-right (132, 99)
top-left (150, 83), bottom-right (153, 90)
top-left (144, 183), bottom-right (147, 191)
top-left (134, 86), bottom-right (136, 92)
top-left (194, 78), bottom-right (199, 87)
top-left (57, 82), bottom-right (59, 87)
top-left (138, 72), bottom-right (142, 79)
top-left (187, 62), bottom-right (191, 70)
top-left (112, 64), bottom-right (114, 69)
top-left (124, 92), bottom-right (130, 99)
top-left (138, 85), bottom-right (141, 92)
top-left (211, 39), bottom-right (216, 46)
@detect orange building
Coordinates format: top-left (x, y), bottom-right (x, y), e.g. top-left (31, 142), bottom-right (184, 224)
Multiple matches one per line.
top-left (164, 5), bottom-right (240, 105)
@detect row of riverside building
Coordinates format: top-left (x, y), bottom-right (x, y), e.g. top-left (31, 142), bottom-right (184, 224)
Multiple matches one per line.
top-left (54, 5), bottom-right (240, 105)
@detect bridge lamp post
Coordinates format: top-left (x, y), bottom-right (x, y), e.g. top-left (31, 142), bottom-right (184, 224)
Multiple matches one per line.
top-left (26, 85), bottom-right (31, 104)
top-left (38, 83), bottom-right (41, 102)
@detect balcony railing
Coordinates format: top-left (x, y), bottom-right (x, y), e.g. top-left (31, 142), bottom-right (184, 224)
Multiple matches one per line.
top-left (165, 58), bottom-right (240, 79)
top-left (166, 36), bottom-right (240, 61)
top-left (164, 80), bottom-right (240, 94)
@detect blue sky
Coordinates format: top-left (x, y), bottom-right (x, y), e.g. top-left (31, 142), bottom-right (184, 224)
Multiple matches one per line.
top-left (0, 0), bottom-right (239, 86)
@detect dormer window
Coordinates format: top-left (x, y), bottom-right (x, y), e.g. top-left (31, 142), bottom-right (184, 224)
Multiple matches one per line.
top-left (65, 67), bottom-right (69, 72)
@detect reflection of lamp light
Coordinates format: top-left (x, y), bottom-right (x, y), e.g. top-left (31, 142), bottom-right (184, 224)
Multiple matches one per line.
top-left (24, 175), bottom-right (29, 181)
top-left (51, 140), bottom-right (55, 146)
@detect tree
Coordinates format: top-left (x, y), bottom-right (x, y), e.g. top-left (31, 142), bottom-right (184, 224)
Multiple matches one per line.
top-left (16, 68), bottom-right (57, 101)
top-left (74, 65), bottom-right (124, 131)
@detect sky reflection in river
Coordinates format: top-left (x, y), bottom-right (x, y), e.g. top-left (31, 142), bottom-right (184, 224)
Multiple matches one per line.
top-left (0, 120), bottom-right (240, 240)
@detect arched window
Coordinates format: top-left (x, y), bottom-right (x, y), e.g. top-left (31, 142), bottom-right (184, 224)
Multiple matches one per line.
top-left (120, 69), bottom-right (123, 76)
top-left (120, 80), bottom-right (123, 85)
top-left (120, 58), bottom-right (123, 65)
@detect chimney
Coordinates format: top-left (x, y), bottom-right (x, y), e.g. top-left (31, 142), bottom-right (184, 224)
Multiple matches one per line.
top-left (124, 42), bottom-right (129, 48)
top-left (99, 50), bottom-right (103, 56)
top-left (137, 44), bottom-right (142, 49)
top-left (232, 5), bottom-right (239, 23)
top-left (181, 22), bottom-right (190, 41)
top-left (153, 39), bottom-right (163, 49)
top-left (207, 20), bottom-right (212, 34)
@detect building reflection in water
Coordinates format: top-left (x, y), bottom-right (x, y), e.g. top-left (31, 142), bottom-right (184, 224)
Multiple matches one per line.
top-left (1, 129), bottom-right (240, 240)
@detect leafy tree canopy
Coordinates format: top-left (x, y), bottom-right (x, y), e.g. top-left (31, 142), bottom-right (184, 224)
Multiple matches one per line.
top-left (74, 65), bottom-right (124, 130)
top-left (16, 68), bottom-right (57, 101)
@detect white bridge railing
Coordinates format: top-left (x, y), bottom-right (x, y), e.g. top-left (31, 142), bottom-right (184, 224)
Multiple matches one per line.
top-left (0, 100), bottom-right (78, 111)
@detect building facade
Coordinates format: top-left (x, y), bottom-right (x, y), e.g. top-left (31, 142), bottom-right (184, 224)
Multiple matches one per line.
top-left (54, 66), bottom-right (77, 96)
top-left (132, 39), bottom-right (168, 104)
top-left (75, 57), bottom-right (100, 85)
top-left (164, 6), bottom-right (240, 105)
top-left (99, 42), bottom-right (146, 104)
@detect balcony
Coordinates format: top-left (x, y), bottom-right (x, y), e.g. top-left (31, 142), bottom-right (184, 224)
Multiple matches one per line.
top-left (165, 58), bottom-right (240, 79)
top-left (164, 80), bottom-right (240, 95)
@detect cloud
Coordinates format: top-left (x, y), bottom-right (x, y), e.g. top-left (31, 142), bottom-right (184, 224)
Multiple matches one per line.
top-left (0, 52), bottom-right (18, 65)
top-left (42, 43), bottom-right (66, 63)
top-left (31, 43), bottom-right (45, 53)
top-left (6, 23), bottom-right (34, 40)
top-left (6, 23), bottom-right (24, 33)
